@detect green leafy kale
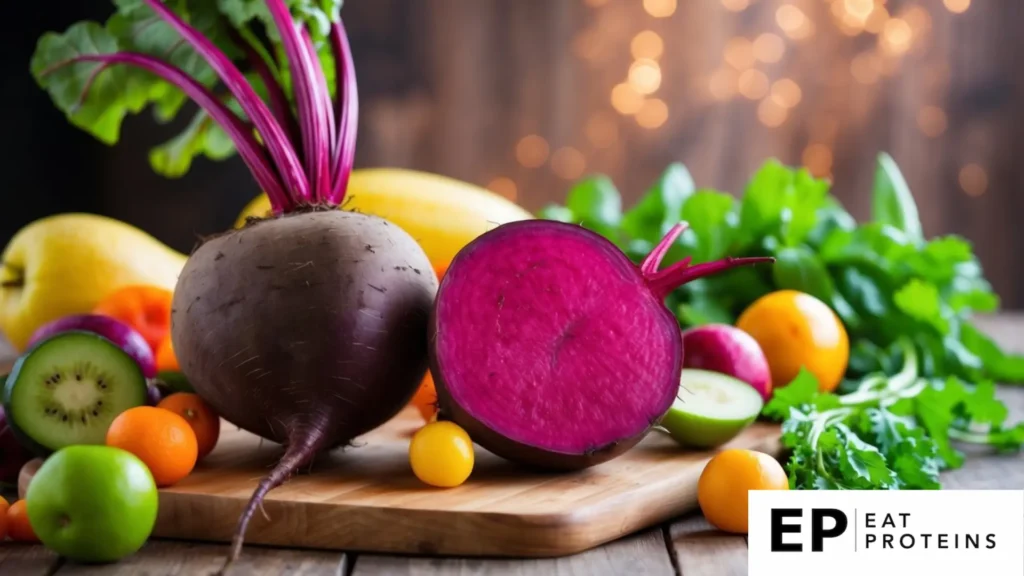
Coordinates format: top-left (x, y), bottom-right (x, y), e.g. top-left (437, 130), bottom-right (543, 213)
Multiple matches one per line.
top-left (30, 0), bottom-right (341, 178)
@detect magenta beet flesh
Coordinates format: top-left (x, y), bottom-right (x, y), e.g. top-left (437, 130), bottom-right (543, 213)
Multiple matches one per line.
top-left (429, 220), bottom-right (773, 470)
top-left (681, 324), bottom-right (773, 401)
top-left (26, 314), bottom-right (157, 377)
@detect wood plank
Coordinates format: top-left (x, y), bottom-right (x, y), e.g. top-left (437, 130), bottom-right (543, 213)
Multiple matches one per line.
top-left (351, 527), bottom-right (675, 576)
top-left (668, 516), bottom-right (746, 576)
top-left (0, 544), bottom-right (62, 576)
top-left (53, 540), bottom-right (347, 576)
top-left (49, 408), bottom-right (775, 558)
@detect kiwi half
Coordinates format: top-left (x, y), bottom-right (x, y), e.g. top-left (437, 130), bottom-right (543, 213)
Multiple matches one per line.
top-left (2, 331), bottom-right (148, 455)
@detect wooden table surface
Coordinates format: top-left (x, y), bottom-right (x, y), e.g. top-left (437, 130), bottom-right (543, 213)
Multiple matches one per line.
top-left (2, 314), bottom-right (1022, 576)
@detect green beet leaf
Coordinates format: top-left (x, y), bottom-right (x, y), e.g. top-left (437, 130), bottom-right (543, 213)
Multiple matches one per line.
top-left (872, 152), bottom-right (923, 242)
top-left (621, 163), bottom-right (694, 245)
top-left (30, 22), bottom-right (152, 146)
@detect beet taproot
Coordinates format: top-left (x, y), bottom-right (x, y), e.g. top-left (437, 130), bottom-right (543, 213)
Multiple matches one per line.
top-left (429, 221), bottom-right (772, 470)
top-left (172, 210), bottom-right (436, 555)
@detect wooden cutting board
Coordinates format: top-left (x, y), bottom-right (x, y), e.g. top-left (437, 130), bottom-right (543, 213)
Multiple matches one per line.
top-left (20, 408), bottom-right (781, 558)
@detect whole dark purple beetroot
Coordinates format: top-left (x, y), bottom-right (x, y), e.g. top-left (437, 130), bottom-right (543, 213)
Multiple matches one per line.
top-left (173, 210), bottom-right (436, 447)
top-left (430, 221), bottom-right (773, 471)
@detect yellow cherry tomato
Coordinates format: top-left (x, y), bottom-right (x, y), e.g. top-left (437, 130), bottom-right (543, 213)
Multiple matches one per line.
top-left (697, 449), bottom-right (789, 534)
top-left (409, 421), bottom-right (475, 488)
top-left (736, 290), bottom-right (849, 393)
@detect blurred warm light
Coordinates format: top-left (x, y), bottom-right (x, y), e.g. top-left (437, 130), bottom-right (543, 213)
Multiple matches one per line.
top-left (787, 18), bottom-right (815, 41)
top-left (944, 0), bottom-right (971, 14)
top-left (902, 6), bottom-right (932, 35)
top-left (753, 33), bottom-right (785, 63)
top-left (850, 52), bottom-right (880, 84)
top-left (802, 143), bottom-right (833, 177)
top-left (757, 98), bottom-right (788, 127)
top-left (917, 106), bottom-right (948, 138)
top-left (551, 147), bottom-right (587, 180)
top-left (721, 0), bottom-right (750, 12)
top-left (959, 164), bottom-right (988, 197)
top-left (708, 68), bottom-right (739, 100)
top-left (839, 14), bottom-right (866, 36)
top-left (611, 83), bottom-right (645, 115)
top-left (844, 0), bottom-right (874, 20)
top-left (880, 18), bottom-right (913, 55)
top-left (643, 0), bottom-right (677, 18)
top-left (631, 31), bottom-right (664, 60)
top-left (629, 59), bottom-right (663, 95)
top-left (585, 113), bottom-right (619, 149)
top-left (738, 69), bottom-right (770, 99)
top-left (776, 5), bottom-right (807, 33)
top-left (770, 79), bottom-right (802, 108)
top-left (584, 0), bottom-right (610, 6)
top-left (865, 6), bottom-right (890, 34)
top-left (830, 1), bottom-right (846, 19)
top-left (636, 98), bottom-right (670, 129)
top-left (516, 135), bottom-right (550, 168)
top-left (724, 37), bottom-right (756, 69)
top-left (486, 177), bottom-right (518, 200)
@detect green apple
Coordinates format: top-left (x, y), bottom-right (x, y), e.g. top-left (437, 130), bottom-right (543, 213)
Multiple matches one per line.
top-left (659, 369), bottom-right (764, 449)
top-left (25, 445), bottom-right (159, 563)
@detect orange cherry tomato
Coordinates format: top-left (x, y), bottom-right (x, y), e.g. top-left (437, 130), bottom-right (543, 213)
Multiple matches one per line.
top-left (698, 449), bottom-right (789, 534)
top-left (736, 290), bottom-right (849, 393)
top-left (94, 285), bottom-right (173, 354)
top-left (106, 406), bottom-right (198, 487)
top-left (157, 393), bottom-right (221, 461)
top-left (7, 499), bottom-right (39, 542)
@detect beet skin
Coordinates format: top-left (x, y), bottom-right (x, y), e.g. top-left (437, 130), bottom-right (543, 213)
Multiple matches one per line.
top-left (171, 210), bottom-right (437, 552)
top-left (430, 220), bottom-right (772, 470)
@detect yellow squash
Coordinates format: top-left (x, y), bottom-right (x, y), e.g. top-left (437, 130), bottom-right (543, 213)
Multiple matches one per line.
top-left (0, 214), bottom-right (188, 351)
top-left (235, 168), bottom-right (534, 274)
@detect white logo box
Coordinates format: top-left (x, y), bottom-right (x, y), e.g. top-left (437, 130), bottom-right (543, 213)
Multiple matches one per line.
top-left (748, 490), bottom-right (1024, 576)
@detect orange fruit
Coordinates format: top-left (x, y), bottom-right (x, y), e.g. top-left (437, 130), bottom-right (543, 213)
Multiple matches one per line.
top-left (93, 285), bottom-right (174, 353)
top-left (155, 336), bottom-right (179, 372)
top-left (7, 499), bottom-right (39, 542)
top-left (411, 373), bottom-right (438, 422)
top-left (106, 406), bottom-right (198, 487)
top-left (736, 290), bottom-right (849, 392)
top-left (698, 449), bottom-right (789, 534)
top-left (0, 496), bottom-right (8, 540)
top-left (157, 393), bottom-right (221, 460)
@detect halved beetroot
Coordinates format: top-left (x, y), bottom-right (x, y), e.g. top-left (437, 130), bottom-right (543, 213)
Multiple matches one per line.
top-left (429, 220), bottom-right (772, 470)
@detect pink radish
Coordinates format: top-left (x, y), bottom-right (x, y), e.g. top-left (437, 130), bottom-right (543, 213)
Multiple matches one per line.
top-left (681, 324), bottom-right (772, 401)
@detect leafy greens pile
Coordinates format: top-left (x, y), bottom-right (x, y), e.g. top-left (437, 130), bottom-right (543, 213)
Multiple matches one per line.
top-left (539, 154), bottom-right (1024, 488)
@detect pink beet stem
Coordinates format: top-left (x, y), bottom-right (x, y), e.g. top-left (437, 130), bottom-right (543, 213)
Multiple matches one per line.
top-left (265, 0), bottom-right (332, 203)
top-left (640, 222), bottom-right (689, 276)
top-left (143, 0), bottom-right (310, 205)
top-left (328, 20), bottom-right (359, 205)
top-left (647, 256), bottom-right (775, 300)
